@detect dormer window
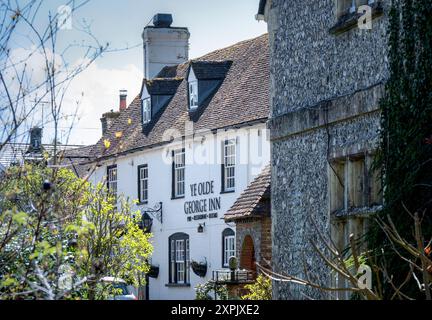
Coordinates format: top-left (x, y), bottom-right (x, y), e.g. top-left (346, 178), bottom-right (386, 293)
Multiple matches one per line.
top-left (142, 97), bottom-right (151, 124)
top-left (188, 66), bottom-right (199, 110)
top-left (140, 79), bottom-right (181, 130)
top-left (187, 61), bottom-right (231, 115)
top-left (189, 80), bottom-right (198, 110)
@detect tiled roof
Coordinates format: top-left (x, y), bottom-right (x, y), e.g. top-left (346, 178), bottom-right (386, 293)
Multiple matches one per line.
top-left (60, 145), bottom-right (95, 159)
top-left (89, 33), bottom-right (269, 160)
top-left (58, 145), bottom-right (96, 177)
top-left (224, 165), bottom-right (271, 221)
top-left (0, 143), bottom-right (84, 168)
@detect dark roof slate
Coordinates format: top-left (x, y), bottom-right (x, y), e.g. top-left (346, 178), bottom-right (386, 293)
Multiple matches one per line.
top-left (189, 61), bottom-right (232, 80)
top-left (144, 78), bottom-right (183, 95)
top-left (224, 165), bottom-right (271, 221)
top-left (61, 145), bottom-right (95, 159)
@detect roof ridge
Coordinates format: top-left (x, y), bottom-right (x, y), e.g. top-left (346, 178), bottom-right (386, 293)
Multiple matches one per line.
top-left (195, 33), bottom-right (268, 60)
top-left (170, 33), bottom-right (269, 71)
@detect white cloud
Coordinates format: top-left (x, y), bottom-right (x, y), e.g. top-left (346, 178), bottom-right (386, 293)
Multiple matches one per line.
top-left (61, 62), bottom-right (143, 145)
top-left (3, 46), bottom-right (142, 146)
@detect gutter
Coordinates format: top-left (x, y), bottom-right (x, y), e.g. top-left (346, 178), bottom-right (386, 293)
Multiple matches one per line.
top-left (84, 117), bottom-right (269, 165)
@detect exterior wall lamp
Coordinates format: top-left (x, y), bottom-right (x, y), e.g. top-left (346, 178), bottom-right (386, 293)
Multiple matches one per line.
top-left (140, 212), bottom-right (153, 233)
top-left (197, 223), bottom-right (205, 233)
top-left (139, 202), bottom-right (163, 233)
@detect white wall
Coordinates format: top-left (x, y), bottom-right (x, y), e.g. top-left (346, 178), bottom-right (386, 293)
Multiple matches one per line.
top-left (90, 123), bottom-right (270, 300)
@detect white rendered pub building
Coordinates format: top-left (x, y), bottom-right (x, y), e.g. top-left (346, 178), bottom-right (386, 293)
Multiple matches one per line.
top-left (76, 14), bottom-right (271, 300)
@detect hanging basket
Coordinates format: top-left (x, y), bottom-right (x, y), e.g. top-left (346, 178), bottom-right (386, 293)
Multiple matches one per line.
top-left (148, 265), bottom-right (159, 278)
top-left (191, 259), bottom-right (207, 277)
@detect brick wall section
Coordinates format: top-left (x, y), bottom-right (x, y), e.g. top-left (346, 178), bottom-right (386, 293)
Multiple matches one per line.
top-left (235, 215), bottom-right (272, 272)
top-left (260, 216), bottom-right (272, 267)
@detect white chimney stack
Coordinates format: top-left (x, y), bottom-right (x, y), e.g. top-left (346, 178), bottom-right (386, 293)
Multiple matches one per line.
top-left (142, 14), bottom-right (190, 79)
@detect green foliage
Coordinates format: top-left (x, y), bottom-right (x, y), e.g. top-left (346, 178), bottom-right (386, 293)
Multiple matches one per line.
top-left (195, 280), bottom-right (229, 300)
top-left (241, 275), bottom-right (272, 300)
top-left (370, 0), bottom-right (432, 299)
top-left (0, 164), bottom-right (153, 300)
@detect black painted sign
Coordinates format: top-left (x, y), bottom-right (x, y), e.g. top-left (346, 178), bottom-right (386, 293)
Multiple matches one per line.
top-left (184, 181), bottom-right (221, 222)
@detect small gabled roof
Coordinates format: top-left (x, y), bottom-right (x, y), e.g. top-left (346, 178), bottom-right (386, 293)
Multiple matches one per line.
top-left (225, 165), bottom-right (271, 221)
top-left (143, 78), bottom-right (183, 96)
top-left (188, 61), bottom-right (232, 80)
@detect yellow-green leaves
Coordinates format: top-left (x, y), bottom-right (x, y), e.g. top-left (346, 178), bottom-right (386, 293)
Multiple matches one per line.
top-left (0, 163), bottom-right (153, 300)
top-left (30, 240), bottom-right (57, 260)
top-left (103, 139), bottom-right (111, 149)
top-left (1, 276), bottom-right (18, 288)
top-left (12, 211), bottom-right (28, 225)
top-left (242, 275), bottom-right (272, 300)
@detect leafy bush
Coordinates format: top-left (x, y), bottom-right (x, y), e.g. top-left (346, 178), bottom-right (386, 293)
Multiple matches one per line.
top-left (241, 275), bottom-right (272, 300)
top-left (195, 280), bottom-right (228, 300)
top-left (0, 164), bottom-right (153, 300)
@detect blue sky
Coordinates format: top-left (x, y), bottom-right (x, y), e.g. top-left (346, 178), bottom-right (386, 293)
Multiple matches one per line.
top-left (60, 0), bottom-right (267, 67)
top-left (10, 0), bottom-right (267, 145)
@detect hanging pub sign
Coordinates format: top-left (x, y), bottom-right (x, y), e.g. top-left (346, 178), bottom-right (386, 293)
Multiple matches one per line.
top-left (184, 181), bottom-right (221, 222)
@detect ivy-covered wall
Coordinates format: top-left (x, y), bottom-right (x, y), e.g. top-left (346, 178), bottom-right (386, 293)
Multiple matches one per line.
top-left (371, 0), bottom-right (432, 299)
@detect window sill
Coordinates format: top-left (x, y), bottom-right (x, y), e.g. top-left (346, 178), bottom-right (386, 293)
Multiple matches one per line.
top-left (165, 283), bottom-right (191, 288)
top-left (332, 204), bottom-right (383, 218)
top-left (171, 195), bottom-right (185, 200)
top-left (329, 2), bottom-right (384, 35)
top-left (136, 201), bottom-right (148, 206)
top-left (220, 190), bottom-right (235, 195)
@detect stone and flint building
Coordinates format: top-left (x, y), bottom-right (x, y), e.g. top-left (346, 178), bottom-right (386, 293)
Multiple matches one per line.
top-left (257, 0), bottom-right (388, 299)
top-left (69, 14), bottom-right (273, 300)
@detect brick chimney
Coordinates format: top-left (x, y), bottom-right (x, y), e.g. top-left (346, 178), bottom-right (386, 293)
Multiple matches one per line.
top-left (142, 14), bottom-right (190, 79)
top-left (119, 89), bottom-right (127, 111)
top-left (101, 110), bottom-right (121, 135)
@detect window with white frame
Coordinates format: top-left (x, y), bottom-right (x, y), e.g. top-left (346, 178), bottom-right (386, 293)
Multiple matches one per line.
top-left (107, 165), bottom-right (117, 197)
top-left (189, 81), bottom-right (198, 110)
top-left (222, 228), bottom-right (236, 267)
top-left (142, 98), bottom-right (151, 124)
top-left (222, 139), bottom-right (236, 192)
top-left (173, 149), bottom-right (185, 198)
top-left (138, 164), bottom-right (148, 204)
top-left (169, 233), bottom-right (190, 284)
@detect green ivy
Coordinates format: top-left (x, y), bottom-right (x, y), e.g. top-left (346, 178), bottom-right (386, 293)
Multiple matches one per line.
top-left (370, 0), bottom-right (432, 299)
